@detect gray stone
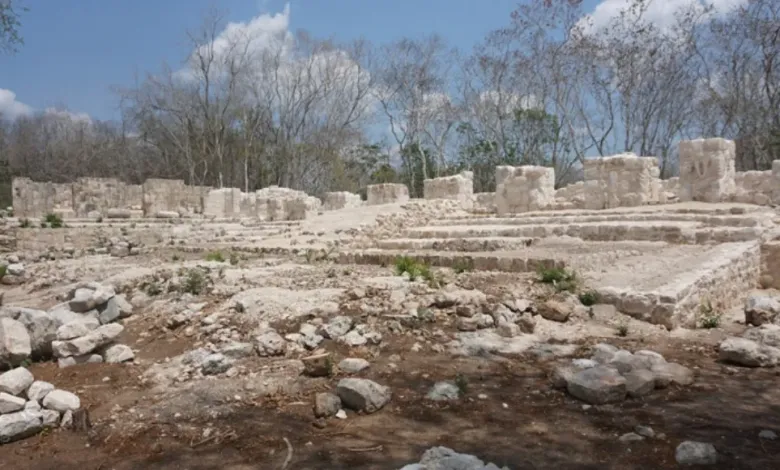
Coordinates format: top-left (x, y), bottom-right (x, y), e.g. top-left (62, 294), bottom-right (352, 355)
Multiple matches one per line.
top-left (219, 342), bottom-right (255, 358)
top-left (552, 360), bottom-right (597, 389)
top-left (404, 446), bottom-right (510, 470)
top-left (0, 392), bottom-right (26, 413)
top-left (47, 303), bottom-right (86, 327)
top-left (745, 293), bottom-right (780, 326)
top-left (719, 337), bottom-right (780, 367)
top-left (517, 312), bottom-right (536, 333)
top-left (497, 322), bottom-right (521, 338)
top-left (56, 320), bottom-right (95, 340)
top-left (42, 389), bottom-right (81, 412)
top-left (336, 378), bottom-right (391, 413)
top-left (0, 318), bottom-right (31, 366)
top-left (57, 354), bottom-right (103, 368)
top-left (607, 350), bottom-right (646, 374)
top-left (97, 297), bottom-right (121, 324)
top-left (26, 381), bottom-right (54, 402)
top-left (540, 298), bottom-right (574, 322)
top-left (114, 294), bottom-right (134, 318)
top-left (339, 330), bottom-right (367, 347)
top-left (338, 358), bottom-right (370, 374)
top-left (675, 441), bottom-right (717, 465)
top-left (619, 432), bottom-right (644, 442)
top-left (51, 323), bottom-right (124, 358)
top-left (0, 410), bottom-right (43, 443)
top-left (635, 425), bottom-right (655, 438)
top-left (457, 316), bottom-right (479, 331)
top-left (41, 409), bottom-right (60, 427)
top-left (255, 330), bottom-right (286, 357)
top-left (314, 392), bottom-right (341, 418)
top-left (24, 400), bottom-right (40, 412)
top-left (591, 343), bottom-right (618, 364)
top-left (60, 410), bottom-right (73, 429)
top-left (634, 350), bottom-right (666, 367)
top-left (15, 309), bottom-right (56, 358)
top-left (0, 367), bottom-right (34, 395)
top-left (68, 288), bottom-right (96, 313)
top-left (624, 369), bottom-right (656, 398)
top-left (566, 366), bottom-right (627, 404)
top-left (759, 430), bottom-right (777, 440)
top-left (6, 263), bottom-right (24, 276)
top-left (200, 353), bottom-right (233, 375)
top-left (651, 362), bottom-right (694, 388)
top-left (426, 381), bottom-right (460, 401)
top-left (102, 344), bottom-right (135, 363)
top-left (322, 316), bottom-right (353, 339)
top-left (743, 324), bottom-right (780, 349)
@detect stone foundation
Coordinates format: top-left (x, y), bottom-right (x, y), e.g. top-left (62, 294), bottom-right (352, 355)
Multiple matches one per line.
top-left (734, 171), bottom-right (773, 205)
top-left (367, 184), bottom-right (410, 206)
top-left (472, 193), bottom-right (496, 214)
top-left (495, 166), bottom-right (555, 215)
top-left (323, 192), bottom-right (363, 211)
top-left (423, 172), bottom-right (474, 209)
top-left (256, 186), bottom-right (321, 221)
top-left (583, 154), bottom-right (659, 210)
top-left (679, 138), bottom-right (736, 202)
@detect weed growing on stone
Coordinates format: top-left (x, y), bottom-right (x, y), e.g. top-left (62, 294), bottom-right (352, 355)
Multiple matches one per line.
top-left (699, 300), bottom-right (721, 329)
top-left (452, 259), bottom-right (474, 274)
top-left (537, 266), bottom-right (578, 292)
top-left (44, 213), bottom-right (63, 228)
top-left (395, 256), bottom-right (433, 282)
top-left (578, 291), bottom-right (599, 306)
top-left (182, 268), bottom-right (207, 295)
top-left (616, 323), bottom-right (629, 337)
top-left (0, 265), bottom-right (6, 279)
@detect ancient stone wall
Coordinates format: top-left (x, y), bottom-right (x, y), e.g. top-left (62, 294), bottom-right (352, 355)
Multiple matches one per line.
top-left (472, 192), bottom-right (496, 214)
top-left (733, 170), bottom-right (773, 205)
top-left (554, 181), bottom-right (585, 209)
top-left (423, 172), bottom-right (474, 209)
top-left (583, 154), bottom-right (659, 210)
top-left (323, 191), bottom-right (363, 211)
top-left (256, 186), bottom-right (321, 220)
top-left (679, 138), bottom-right (736, 203)
top-left (72, 177), bottom-right (141, 218)
top-left (12, 178), bottom-right (73, 218)
top-left (495, 166), bottom-right (555, 215)
top-left (367, 184), bottom-right (410, 206)
top-left (204, 188), bottom-right (242, 218)
top-left (143, 179), bottom-right (204, 217)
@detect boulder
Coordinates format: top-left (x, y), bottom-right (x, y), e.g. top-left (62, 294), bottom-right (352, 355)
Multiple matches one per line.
top-left (591, 343), bottom-right (618, 363)
top-left (97, 297), bottom-right (121, 324)
top-left (745, 293), bottom-right (780, 326)
top-left (48, 303), bottom-right (89, 327)
top-left (0, 410), bottom-right (43, 443)
top-left (540, 298), bottom-right (573, 322)
top-left (338, 358), bottom-right (370, 374)
top-left (651, 362), bottom-right (694, 388)
top-left (255, 330), bottom-right (286, 357)
top-left (58, 354), bottom-right (103, 368)
top-left (101, 344), bottom-right (135, 363)
top-left (42, 389), bottom-right (80, 412)
top-left (0, 392), bottom-right (26, 413)
top-left (336, 378), bottom-right (391, 413)
top-left (718, 337), bottom-right (780, 367)
top-left (321, 316), bottom-right (353, 339)
top-left (51, 323), bottom-right (124, 358)
top-left (426, 381), bottom-right (460, 401)
top-left (313, 392), bottom-right (341, 418)
top-left (6, 263), bottom-right (24, 277)
top-left (26, 381), bottom-right (54, 402)
top-left (56, 320), bottom-right (97, 340)
top-left (0, 367), bottom-right (34, 395)
top-left (743, 324), bottom-right (780, 349)
top-left (15, 309), bottom-right (56, 358)
top-left (0, 317), bottom-right (31, 366)
top-left (114, 294), bottom-right (134, 318)
top-left (566, 366), bottom-right (627, 404)
top-left (675, 441), bottom-right (717, 466)
top-left (624, 369), bottom-right (656, 398)
top-left (200, 353), bottom-right (233, 375)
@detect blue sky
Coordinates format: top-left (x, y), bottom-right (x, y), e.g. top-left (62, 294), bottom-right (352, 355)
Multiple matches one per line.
top-left (1, 0), bottom-right (733, 122)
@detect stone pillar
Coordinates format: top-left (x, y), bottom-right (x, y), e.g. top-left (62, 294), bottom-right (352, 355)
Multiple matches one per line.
top-left (422, 171), bottom-right (474, 209)
top-left (366, 184), bottom-right (410, 206)
top-left (323, 191), bottom-right (363, 210)
top-left (679, 138), bottom-right (736, 202)
top-left (204, 188), bottom-right (241, 217)
top-left (495, 166), bottom-right (555, 215)
top-left (583, 154), bottom-right (659, 209)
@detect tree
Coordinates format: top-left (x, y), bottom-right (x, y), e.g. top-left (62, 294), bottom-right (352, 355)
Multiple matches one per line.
top-left (0, 0), bottom-right (25, 53)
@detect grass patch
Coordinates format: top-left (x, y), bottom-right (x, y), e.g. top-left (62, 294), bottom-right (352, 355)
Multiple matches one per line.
top-left (452, 259), bottom-right (474, 274)
top-left (205, 251), bottom-right (225, 263)
top-left (181, 268), bottom-right (207, 295)
top-left (578, 291), bottom-right (599, 306)
top-left (44, 213), bottom-right (63, 228)
top-left (537, 266), bottom-right (578, 292)
top-left (0, 265), bottom-right (7, 279)
top-left (393, 255), bottom-right (438, 284)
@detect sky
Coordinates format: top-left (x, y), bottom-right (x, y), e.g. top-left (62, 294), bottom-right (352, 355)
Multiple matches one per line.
top-left (0, 0), bottom-right (745, 122)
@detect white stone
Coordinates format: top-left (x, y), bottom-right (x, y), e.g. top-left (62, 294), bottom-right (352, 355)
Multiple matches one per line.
top-left (255, 330), bottom-right (286, 357)
top-left (0, 392), bottom-right (26, 413)
top-left (423, 172), bottom-right (474, 209)
top-left (679, 138), bottom-right (736, 203)
top-left (583, 154), bottom-right (659, 209)
top-left (58, 354), bottom-right (103, 368)
top-left (675, 441), bottom-right (717, 466)
top-left (56, 320), bottom-right (95, 340)
top-left (51, 323), bottom-right (124, 358)
top-left (0, 317), bottom-right (31, 365)
top-left (42, 389), bottom-right (81, 412)
top-left (718, 337), bottom-right (780, 368)
top-left (366, 183), bottom-right (410, 205)
top-left (496, 165), bottom-right (555, 215)
top-left (26, 381), bottom-right (55, 402)
top-left (41, 409), bottom-right (60, 427)
top-left (338, 358), bottom-right (370, 374)
top-left (0, 367), bottom-right (34, 396)
top-left (6, 263), bottom-right (24, 276)
top-left (336, 378), bottom-right (391, 413)
top-left (0, 410), bottom-right (43, 442)
top-left (15, 309), bottom-right (56, 358)
top-left (102, 344), bottom-right (135, 363)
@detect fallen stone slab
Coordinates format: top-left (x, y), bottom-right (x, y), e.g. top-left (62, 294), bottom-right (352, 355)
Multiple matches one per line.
top-left (718, 337), bottom-right (780, 367)
top-left (0, 317), bottom-right (31, 366)
top-left (42, 389), bottom-right (80, 412)
top-left (0, 392), bottom-right (26, 414)
top-left (336, 378), bottom-right (391, 413)
top-left (0, 410), bottom-right (43, 443)
top-left (566, 366), bottom-right (627, 404)
top-left (102, 344), bottom-right (135, 363)
top-left (0, 367), bottom-right (34, 396)
top-left (675, 441), bottom-right (717, 465)
top-left (51, 323), bottom-right (124, 358)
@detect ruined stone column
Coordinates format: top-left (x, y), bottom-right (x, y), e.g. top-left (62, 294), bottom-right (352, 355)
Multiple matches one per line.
top-left (583, 154), bottom-right (660, 209)
top-left (679, 138), bottom-right (736, 203)
top-left (495, 166), bottom-right (555, 215)
top-left (366, 183), bottom-right (410, 205)
top-left (422, 171), bottom-right (474, 209)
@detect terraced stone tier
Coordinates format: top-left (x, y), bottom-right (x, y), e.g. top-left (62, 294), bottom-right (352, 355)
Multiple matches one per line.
top-left (375, 237), bottom-right (536, 252)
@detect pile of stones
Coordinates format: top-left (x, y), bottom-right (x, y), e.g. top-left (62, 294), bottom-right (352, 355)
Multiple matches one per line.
top-left (552, 344), bottom-right (693, 404)
top-left (0, 281), bottom-right (135, 369)
top-left (0, 366), bottom-right (81, 443)
top-left (0, 254), bottom-right (26, 286)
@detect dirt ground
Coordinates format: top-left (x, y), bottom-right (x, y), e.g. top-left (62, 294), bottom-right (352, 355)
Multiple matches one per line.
top-left (2, 255), bottom-right (780, 470)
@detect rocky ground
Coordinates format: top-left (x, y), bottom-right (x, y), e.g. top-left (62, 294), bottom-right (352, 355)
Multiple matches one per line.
top-left (0, 232), bottom-right (779, 469)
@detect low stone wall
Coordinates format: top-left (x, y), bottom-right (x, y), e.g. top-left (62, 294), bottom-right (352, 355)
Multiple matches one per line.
top-left (323, 191), bottom-right (363, 211)
top-left (554, 181), bottom-right (585, 209)
top-left (423, 172), bottom-right (474, 209)
top-left (472, 192), bottom-right (496, 214)
top-left (367, 184), bottom-right (410, 206)
top-left (256, 186), bottom-right (321, 221)
top-left (495, 166), bottom-right (555, 215)
top-left (679, 138), bottom-right (736, 203)
top-left (13, 178), bottom-right (74, 218)
top-left (733, 171), bottom-right (773, 205)
top-left (583, 154), bottom-right (659, 210)
top-left (204, 188), bottom-right (242, 218)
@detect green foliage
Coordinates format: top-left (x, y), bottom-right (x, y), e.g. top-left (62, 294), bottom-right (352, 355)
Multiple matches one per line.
top-left (182, 268), bottom-right (207, 295)
top-left (18, 218), bottom-right (30, 228)
top-left (394, 255), bottom-right (433, 282)
top-left (172, 254), bottom-right (180, 262)
top-left (205, 251), bottom-right (225, 262)
top-left (578, 291), bottom-right (599, 306)
top-left (699, 300), bottom-right (721, 329)
top-left (537, 266), bottom-right (578, 292)
top-left (452, 259), bottom-right (474, 274)
top-left (44, 213), bottom-right (63, 228)
top-left (616, 323), bottom-right (629, 337)
top-left (0, 264), bottom-right (6, 278)
top-left (455, 373), bottom-right (469, 396)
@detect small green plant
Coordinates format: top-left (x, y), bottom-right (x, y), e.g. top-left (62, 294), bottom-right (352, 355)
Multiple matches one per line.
top-left (616, 323), bottom-right (629, 337)
top-left (578, 291), bottom-right (599, 306)
top-left (44, 213), bottom-right (63, 228)
top-left (182, 268), bottom-right (207, 295)
top-left (229, 252), bottom-right (240, 266)
top-left (393, 256), bottom-right (432, 282)
top-left (394, 255), bottom-right (418, 276)
top-left (0, 265), bottom-right (6, 279)
top-left (19, 218), bottom-right (31, 228)
top-left (537, 266), bottom-right (578, 292)
top-left (418, 263), bottom-right (439, 287)
top-left (452, 259), bottom-right (474, 274)
top-left (342, 268), bottom-right (352, 276)
top-left (205, 251), bottom-right (225, 262)
top-left (172, 254), bottom-right (180, 262)
top-left (699, 300), bottom-right (721, 329)
top-left (455, 373), bottom-right (469, 396)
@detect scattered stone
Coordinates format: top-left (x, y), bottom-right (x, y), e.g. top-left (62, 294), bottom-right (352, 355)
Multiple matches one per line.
top-left (219, 342), bottom-right (254, 359)
top-left (15, 309), bottom-right (56, 358)
top-left (400, 446), bottom-right (509, 470)
top-left (336, 378), bottom-right (391, 413)
top-left (255, 330), bottom-right (287, 357)
top-left (566, 366), bottom-right (627, 404)
top-left (58, 354), bottom-right (103, 368)
top-left (339, 330), bottom-right (367, 347)
top-left (313, 392), bottom-right (341, 418)
top-left (517, 312), bottom-right (536, 333)
top-left (56, 320), bottom-right (96, 340)
top-left (591, 343), bottom-right (618, 364)
top-left (6, 263), bottom-right (24, 277)
top-left (743, 324), bottom-right (780, 348)
top-left (635, 425), bottom-right (655, 438)
top-left (624, 369), bottom-right (656, 398)
top-left (426, 381), bottom-right (460, 401)
top-left (540, 298), bottom-right (573, 322)
top-left (97, 297), bottom-right (121, 324)
top-left (51, 323), bottom-right (124, 358)
top-left (0, 318), bottom-right (31, 366)
top-left (335, 409), bottom-right (347, 419)
top-left (675, 441), bottom-right (717, 466)
top-left (0, 392), bottom-right (26, 413)
top-left (338, 358), bottom-right (370, 374)
top-left (200, 353), bottom-right (233, 375)
top-left (619, 432), bottom-right (644, 442)
top-left (302, 353), bottom-right (332, 377)
top-left (102, 344), bottom-right (135, 363)
top-left (0, 367), bottom-right (34, 395)
top-left (651, 362), bottom-right (694, 388)
top-left (42, 389), bottom-right (80, 412)
top-left (321, 316), bottom-right (353, 339)
top-left (26, 381), bottom-right (54, 402)
top-left (744, 293), bottom-right (780, 326)
top-left (759, 430), bottom-right (777, 440)
top-left (0, 410), bottom-right (43, 443)
top-left (718, 337), bottom-right (780, 367)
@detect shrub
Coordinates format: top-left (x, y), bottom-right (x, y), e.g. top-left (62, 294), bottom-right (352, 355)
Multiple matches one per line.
top-left (0, 265), bottom-right (7, 279)
top-left (145, 282), bottom-right (162, 296)
top-left (205, 251), bottom-right (225, 262)
top-left (44, 213), bottom-right (63, 228)
top-left (537, 266), bottom-right (578, 292)
top-left (182, 268), bottom-right (207, 295)
top-left (452, 259), bottom-right (473, 274)
top-left (455, 373), bottom-right (469, 396)
top-left (172, 254), bottom-right (180, 262)
top-left (616, 323), bottom-right (629, 337)
top-left (699, 300), bottom-right (721, 329)
top-left (578, 291), bottom-right (599, 306)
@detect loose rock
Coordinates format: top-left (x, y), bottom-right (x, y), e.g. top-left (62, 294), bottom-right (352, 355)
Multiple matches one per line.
top-left (314, 392), bottom-right (341, 418)
top-left (566, 366), bottom-right (627, 404)
top-left (675, 441), bottom-right (717, 466)
top-left (336, 378), bottom-right (391, 413)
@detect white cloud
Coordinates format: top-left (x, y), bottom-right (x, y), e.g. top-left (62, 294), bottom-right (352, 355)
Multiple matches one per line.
top-left (580, 0), bottom-right (746, 35)
top-left (0, 89), bottom-right (34, 120)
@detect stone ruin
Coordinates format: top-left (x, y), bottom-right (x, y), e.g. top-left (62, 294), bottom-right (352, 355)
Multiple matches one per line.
top-left (366, 183), bottom-right (409, 205)
top-left (495, 165), bottom-right (555, 215)
top-left (423, 171), bottom-right (474, 209)
top-left (582, 154), bottom-right (660, 209)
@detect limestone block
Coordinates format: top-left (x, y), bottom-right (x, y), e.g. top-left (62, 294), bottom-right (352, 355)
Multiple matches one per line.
top-left (366, 184), bottom-right (410, 206)
top-left (204, 188), bottom-right (242, 218)
top-left (495, 166), bottom-right (555, 215)
top-left (734, 170), bottom-right (772, 205)
top-left (256, 186), bottom-right (320, 220)
top-left (422, 172), bottom-right (474, 209)
top-left (554, 181), bottom-right (585, 209)
top-left (472, 192), bottom-right (495, 213)
top-left (583, 154), bottom-right (659, 209)
top-left (761, 242), bottom-right (780, 290)
top-left (679, 138), bottom-right (736, 202)
top-left (323, 192), bottom-right (363, 211)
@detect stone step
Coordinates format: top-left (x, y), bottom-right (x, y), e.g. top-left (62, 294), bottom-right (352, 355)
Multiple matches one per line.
top-left (337, 249), bottom-right (563, 273)
top-left (430, 213), bottom-right (764, 228)
top-left (375, 237), bottom-right (536, 252)
top-left (404, 222), bottom-right (762, 244)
